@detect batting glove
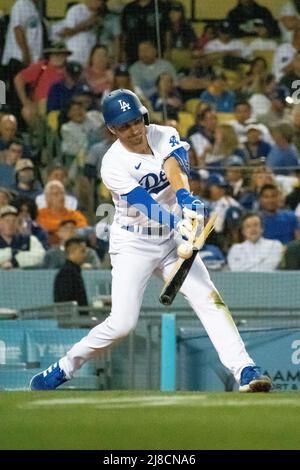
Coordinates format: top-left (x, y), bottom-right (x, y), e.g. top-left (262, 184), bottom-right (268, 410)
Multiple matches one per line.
top-left (176, 189), bottom-right (208, 218)
top-left (175, 217), bottom-right (193, 240)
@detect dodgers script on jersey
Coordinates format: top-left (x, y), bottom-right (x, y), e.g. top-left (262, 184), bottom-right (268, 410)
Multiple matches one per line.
top-left (101, 124), bottom-right (189, 228)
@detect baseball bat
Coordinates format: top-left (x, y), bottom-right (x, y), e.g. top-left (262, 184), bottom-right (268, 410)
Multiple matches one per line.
top-left (159, 214), bottom-right (217, 306)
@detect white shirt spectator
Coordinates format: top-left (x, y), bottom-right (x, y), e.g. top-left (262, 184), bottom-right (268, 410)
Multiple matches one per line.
top-left (64, 3), bottom-right (97, 65)
top-left (248, 38), bottom-right (277, 54)
top-left (228, 119), bottom-right (273, 145)
top-left (204, 38), bottom-right (251, 59)
top-left (0, 235), bottom-right (45, 268)
top-left (210, 196), bottom-right (241, 233)
top-left (248, 94), bottom-right (272, 119)
top-left (228, 238), bottom-right (283, 271)
top-left (2, 0), bottom-right (43, 65)
top-left (272, 42), bottom-right (296, 80)
top-left (189, 132), bottom-right (211, 159)
top-left (36, 193), bottom-right (78, 211)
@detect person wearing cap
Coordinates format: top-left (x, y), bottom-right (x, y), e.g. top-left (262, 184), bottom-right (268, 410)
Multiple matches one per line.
top-left (12, 158), bottom-right (43, 200)
top-left (0, 204), bottom-right (45, 269)
top-left (226, 0), bottom-right (280, 38)
top-left (206, 173), bottom-right (241, 233)
top-left (14, 42), bottom-right (72, 128)
top-left (227, 211), bottom-right (283, 271)
top-left (243, 123), bottom-right (272, 163)
top-left (225, 156), bottom-right (247, 198)
top-left (47, 61), bottom-right (84, 113)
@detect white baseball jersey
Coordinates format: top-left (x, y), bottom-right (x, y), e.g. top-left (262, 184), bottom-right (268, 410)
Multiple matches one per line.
top-left (101, 124), bottom-right (189, 228)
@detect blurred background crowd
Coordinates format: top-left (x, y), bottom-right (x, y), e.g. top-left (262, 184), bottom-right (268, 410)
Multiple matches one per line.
top-left (1, 0), bottom-right (300, 272)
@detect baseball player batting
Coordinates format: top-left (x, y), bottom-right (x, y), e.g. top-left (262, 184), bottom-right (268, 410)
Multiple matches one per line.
top-left (30, 89), bottom-right (271, 393)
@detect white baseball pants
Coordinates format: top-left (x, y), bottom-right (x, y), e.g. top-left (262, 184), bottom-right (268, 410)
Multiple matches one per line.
top-left (60, 225), bottom-right (254, 382)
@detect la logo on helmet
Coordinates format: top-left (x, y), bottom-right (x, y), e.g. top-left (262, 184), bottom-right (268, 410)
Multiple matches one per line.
top-left (118, 100), bottom-right (131, 112)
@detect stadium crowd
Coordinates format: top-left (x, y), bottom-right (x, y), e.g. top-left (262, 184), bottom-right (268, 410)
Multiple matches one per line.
top-left (1, 0), bottom-right (300, 272)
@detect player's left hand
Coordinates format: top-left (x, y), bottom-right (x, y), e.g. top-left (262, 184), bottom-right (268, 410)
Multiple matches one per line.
top-left (176, 189), bottom-right (208, 218)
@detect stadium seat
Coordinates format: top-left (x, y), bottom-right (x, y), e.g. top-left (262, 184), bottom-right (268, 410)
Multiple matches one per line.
top-left (216, 112), bottom-right (235, 124)
top-left (47, 110), bottom-right (60, 131)
top-left (185, 98), bottom-right (201, 115)
top-left (177, 111), bottom-right (194, 137)
top-left (167, 48), bottom-right (193, 71)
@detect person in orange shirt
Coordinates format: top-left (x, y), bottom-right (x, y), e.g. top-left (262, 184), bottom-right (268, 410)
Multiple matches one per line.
top-left (37, 180), bottom-right (87, 245)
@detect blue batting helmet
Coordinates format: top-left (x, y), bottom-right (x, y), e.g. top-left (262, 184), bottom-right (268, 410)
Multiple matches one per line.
top-left (102, 89), bottom-right (149, 127)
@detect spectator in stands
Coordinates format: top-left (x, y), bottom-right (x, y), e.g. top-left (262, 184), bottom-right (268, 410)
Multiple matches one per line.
top-left (278, 1), bottom-right (300, 43)
top-left (214, 205), bottom-right (244, 255)
top-left (12, 159), bottom-right (42, 200)
top-left (0, 204), bottom-right (45, 269)
top-left (267, 123), bottom-right (299, 175)
top-left (13, 196), bottom-right (49, 250)
top-left (290, 103), bottom-right (300, 154)
top-left (206, 124), bottom-right (245, 169)
top-left (280, 51), bottom-right (300, 97)
top-left (0, 139), bottom-right (24, 188)
top-left (200, 72), bottom-right (236, 113)
top-left (228, 101), bottom-right (272, 144)
top-left (37, 180), bottom-right (88, 245)
top-left (111, 64), bottom-right (133, 91)
top-left (282, 239), bottom-right (300, 269)
top-left (60, 0), bottom-right (121, 64)
top-left (226, 0), bottom-right (280, 38)
top-left (83, 44), bottom-right (114, 98)
top-left (121, 0), bottom-right (169, 64)
top-left (225, 156), bottom-right (247, 199)
top-left (11, 158), bottom-right (43, 199)
top-left (0, 114), bottom-right (32, 159)
top-left (14, 42), bottom-right (72, 128)
top-left (203, 20), bottom-right (250, 68)
top-left (0, 188), bottom-right (12, 209)
top-left (243, 124), bottom-right (272, 164)
top-left (258, 87), bottom-right (291, 128)
top-left (247, 73), bottom-right (276, 120)
top-left (177, 53), bottom-right (212, 101)
top-left (259, 183), bottom-right (300, 243)
top-left (247, 18), bottom-right (277, 54)
top-left (53, 237), bottom-right (89, 314)
top-left (85, 127), bottom-right (116, 180)
top-left (36, 165), bottom-right (78, 211)
top-left (149, 72), bottom-right (183, 118)
top-left (44, 219), bottom-right (100, 269)
top-left (272, 28), bottom-right (300, 81)
top-left (47, 61), bottom-right (84, 113)
top-left (228, 212), bottom-right (283, 271)
top-left (165, 1), bottom-right (197, 52)
top-left (239, 163), bottom-right (275, 210)
top-left (188, 106), bottom-right (217, 167)
top-left (1, 0), bottom-right (43, 67)
top-left (206, 173), bottom-right (241, 233)
top-left (129, 41), bottom-right (177, 99)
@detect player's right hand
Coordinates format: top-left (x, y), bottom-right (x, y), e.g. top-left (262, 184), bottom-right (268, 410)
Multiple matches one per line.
top-left (176, 218), bottom-right (193, 240)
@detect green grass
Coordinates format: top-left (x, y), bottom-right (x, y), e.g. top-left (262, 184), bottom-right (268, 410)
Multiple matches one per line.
top-left (0, 391), bottom-right (299, 450)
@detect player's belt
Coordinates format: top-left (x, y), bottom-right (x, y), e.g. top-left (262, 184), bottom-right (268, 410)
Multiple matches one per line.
top-left (121, 225), bottom-right (170, 236)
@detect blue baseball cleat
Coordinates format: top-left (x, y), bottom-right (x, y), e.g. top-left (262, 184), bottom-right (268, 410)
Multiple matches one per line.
top-left (30, 362), bottom-right (68, 390)
top-left (239, 366), bottom-right (272, 392)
